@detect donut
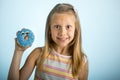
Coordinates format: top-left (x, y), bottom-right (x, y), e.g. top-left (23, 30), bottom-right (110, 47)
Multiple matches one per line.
top-left (17, 28), bottom-right (35, 47)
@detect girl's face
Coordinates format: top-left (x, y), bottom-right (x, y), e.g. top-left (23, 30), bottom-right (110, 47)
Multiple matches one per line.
top-left (50, 12), bottom-right (75, 48)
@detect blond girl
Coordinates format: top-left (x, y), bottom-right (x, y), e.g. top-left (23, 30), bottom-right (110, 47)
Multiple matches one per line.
top-left (8, 3), bottom-right (88, 80)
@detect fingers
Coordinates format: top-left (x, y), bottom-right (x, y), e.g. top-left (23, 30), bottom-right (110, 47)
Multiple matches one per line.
top-left (15, 28), bottom-right (34, 51)
top-left (14, 38), bottom-right (31, 52)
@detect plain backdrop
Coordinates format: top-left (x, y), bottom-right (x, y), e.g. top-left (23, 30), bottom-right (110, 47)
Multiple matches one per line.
top-left (0, 0), bottom-right (120, 80)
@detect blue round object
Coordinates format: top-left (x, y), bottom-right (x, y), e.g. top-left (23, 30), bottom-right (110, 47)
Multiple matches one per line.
top-left (17, 28), bottom-right (35, 47)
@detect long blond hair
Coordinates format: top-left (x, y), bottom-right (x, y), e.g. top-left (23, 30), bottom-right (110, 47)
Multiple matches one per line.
top-left (38, 3), bottom-right (84, 78)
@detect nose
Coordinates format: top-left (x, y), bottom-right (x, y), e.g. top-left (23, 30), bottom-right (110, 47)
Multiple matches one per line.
top-left (59, 28), bottom-right (66, 36)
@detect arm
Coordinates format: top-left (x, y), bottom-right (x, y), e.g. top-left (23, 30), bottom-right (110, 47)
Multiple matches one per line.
top-left (8, 50), bottom-right (24, 80)
top-left (78, 56), bottom-right (89, 80)
top-left (8, 38), bottom-right (41, 80)
top-left (19, 47), bottom-right (41, 80)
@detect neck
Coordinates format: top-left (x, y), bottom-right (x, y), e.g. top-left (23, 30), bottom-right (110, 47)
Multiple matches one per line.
top-left (53, 46), bottom-right (70, 56)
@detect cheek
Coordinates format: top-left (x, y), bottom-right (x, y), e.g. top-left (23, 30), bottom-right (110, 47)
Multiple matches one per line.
top-left (51, 30), bottom-right (57, 35)
top-left (51, 30), bottom-right (57, 38)
top-left (70, 30), bottom-right (75, 37)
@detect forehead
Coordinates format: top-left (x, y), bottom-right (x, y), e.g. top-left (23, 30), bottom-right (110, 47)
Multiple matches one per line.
top-left (50, 12), bottom-right (76, 24)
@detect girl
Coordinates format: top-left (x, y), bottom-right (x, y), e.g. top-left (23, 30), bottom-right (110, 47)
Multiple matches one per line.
top-left (8, 3), bottom-right (88, 80)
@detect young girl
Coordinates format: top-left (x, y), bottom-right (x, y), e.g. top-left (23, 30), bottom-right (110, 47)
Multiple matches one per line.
top-left (8, 3), bottom-right (88, 80)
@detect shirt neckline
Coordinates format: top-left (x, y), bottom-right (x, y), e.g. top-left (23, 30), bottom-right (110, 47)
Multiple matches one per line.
top-left (52, 49), bottom-right (72, 59)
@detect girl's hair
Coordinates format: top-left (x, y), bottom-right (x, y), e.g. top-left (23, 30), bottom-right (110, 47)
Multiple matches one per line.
top-left (38, 3), bottom-right (84, 78)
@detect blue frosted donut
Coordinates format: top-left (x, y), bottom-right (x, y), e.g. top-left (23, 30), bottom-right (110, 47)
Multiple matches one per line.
top-left (17, 28), bottom-right (35, 47)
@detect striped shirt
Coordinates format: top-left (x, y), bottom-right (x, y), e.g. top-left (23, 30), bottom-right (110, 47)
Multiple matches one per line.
top-left (34, 50), bottom-right (77, 80)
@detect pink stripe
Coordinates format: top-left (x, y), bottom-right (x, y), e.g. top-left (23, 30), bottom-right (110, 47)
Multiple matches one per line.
top-left (44, 64), bottom-right (72, 73)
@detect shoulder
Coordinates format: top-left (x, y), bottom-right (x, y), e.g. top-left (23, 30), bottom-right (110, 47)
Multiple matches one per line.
top-left (26, 47), bottom-right (43, 65)
top-left (28, 47), bottom-right (42, 57)
top-left (78, 53), bottom-right (88, 80)
top-left (82, 53), bottom-right (88, 65)
top-left (81, 53), bottom-right (88, 70)
top-left (32, 47), bottom-right (42, 54)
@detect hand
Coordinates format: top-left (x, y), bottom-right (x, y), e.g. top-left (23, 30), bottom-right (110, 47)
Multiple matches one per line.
top-left (14, 38), bottom-right (31, 52)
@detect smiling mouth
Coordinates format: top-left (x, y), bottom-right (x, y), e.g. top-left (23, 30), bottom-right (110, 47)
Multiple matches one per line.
top-left (57, 37), bottom-right (68, 42)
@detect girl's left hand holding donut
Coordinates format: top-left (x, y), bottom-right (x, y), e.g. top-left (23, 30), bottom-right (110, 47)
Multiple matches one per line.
top-left (15, 28), bottom-right (35, 52)
top-left (17, 28), bottom-right (35, 47)
top-left (15, 38), bottom-right (30, 52)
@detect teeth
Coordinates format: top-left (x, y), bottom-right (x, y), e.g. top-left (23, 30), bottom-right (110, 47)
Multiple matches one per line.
top-left (57, 37), bottom-right (67, 41)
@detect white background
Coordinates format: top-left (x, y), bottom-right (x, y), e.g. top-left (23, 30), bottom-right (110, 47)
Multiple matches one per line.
top-left (0, 0), bottom-right (120, 80)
